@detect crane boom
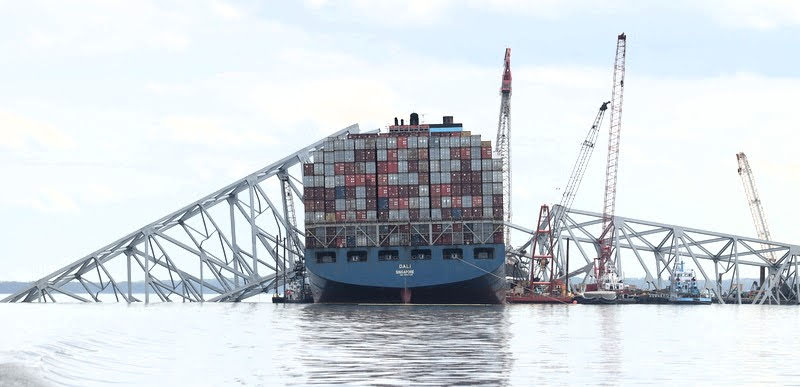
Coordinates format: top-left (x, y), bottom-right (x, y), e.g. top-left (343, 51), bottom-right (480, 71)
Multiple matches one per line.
top-left (496, 48), bottom-right (512, 249)
top-left (553, 101), bottom-right (610, 237)
top-left (598, 33), bottom-right (627, 281)
top-left (736, 152), bottom-right (776, 262)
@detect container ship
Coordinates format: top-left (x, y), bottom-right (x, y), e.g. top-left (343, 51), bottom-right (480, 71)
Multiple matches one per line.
top-left (303, 113), bottom-right (506, 304)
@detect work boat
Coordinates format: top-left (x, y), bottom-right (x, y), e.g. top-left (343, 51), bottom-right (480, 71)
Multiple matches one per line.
top-left (574, 263), bottom-right (632, 304)
top-left (668, 260), bottom-right (712, 305)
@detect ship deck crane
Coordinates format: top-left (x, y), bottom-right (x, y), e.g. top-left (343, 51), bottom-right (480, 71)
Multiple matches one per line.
top-left (597, 33), bottom-right (627, 287)
top-left (496, 48), bottom-right (512, 250)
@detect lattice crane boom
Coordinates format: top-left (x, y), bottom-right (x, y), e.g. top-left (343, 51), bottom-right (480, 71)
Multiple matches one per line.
top-left (598, 33), bottom-right (627, 279)
top-left (736, 152), bottom-right (776, 262)
top-left (553, 101), bottom-right (610, 238)
top-left (496, 48), bottom-right (512, 248)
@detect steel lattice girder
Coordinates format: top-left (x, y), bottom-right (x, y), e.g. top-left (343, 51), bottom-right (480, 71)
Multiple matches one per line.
top-left (2, 125), bottom-right (359, 303)
top-left (546, 206), bottom-right (800, 305)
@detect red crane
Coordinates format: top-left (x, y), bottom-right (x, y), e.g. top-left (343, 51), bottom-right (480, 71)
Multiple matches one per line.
top-left (597, 33), bottom-right (627, 285)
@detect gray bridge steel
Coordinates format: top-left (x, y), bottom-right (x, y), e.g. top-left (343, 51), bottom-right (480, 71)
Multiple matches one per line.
top-left (3, 127), bottom-right (799, 304)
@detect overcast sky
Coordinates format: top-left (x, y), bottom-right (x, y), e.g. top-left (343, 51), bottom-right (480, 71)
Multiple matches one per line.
top-left (1, 0), bottom-right (799, 280)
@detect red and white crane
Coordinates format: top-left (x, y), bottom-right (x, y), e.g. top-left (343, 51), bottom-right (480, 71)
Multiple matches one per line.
top-left (597, 33), bottom-right (627, 285)
top-left (496, 48), bottom-right (513, 249)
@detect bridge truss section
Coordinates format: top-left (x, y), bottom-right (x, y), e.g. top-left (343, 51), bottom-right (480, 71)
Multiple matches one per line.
top-left (546, 206), bottom-right (800, 305)
top-left (2, 125), bottom-right (360, 303)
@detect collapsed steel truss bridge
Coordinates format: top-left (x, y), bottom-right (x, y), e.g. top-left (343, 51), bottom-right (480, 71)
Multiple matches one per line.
top-left (3, 128), bottom-right (799, 304)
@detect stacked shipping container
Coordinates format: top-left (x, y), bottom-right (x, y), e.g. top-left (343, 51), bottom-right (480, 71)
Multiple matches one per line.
top-left (303, 129), bottom-right (503, 249)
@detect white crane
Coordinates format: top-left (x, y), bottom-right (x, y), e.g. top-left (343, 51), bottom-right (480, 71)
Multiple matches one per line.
top-left (736, 152), bottom-right (776, 263)
top-left (496, 48), bottom-right (513, 249)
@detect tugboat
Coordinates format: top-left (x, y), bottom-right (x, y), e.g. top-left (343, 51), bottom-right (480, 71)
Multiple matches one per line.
top-left (668, 260), bottom-right (712, 305)
top-left (574, 261), bottom-right (634, 304)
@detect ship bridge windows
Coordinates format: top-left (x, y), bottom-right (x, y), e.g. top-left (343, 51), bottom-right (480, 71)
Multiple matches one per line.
top-left (443, 248), bottom-right (463, 260)
top-left (378, 250), bottom-right (399, 261)
top-left (347, 251), bottom-right (367, 262)
top-left (411, 249), bottom-right (431, 260)
top-left (316, 252), bottom-right (336, 264)
top-left (474, 248), bottom-right (494, 260)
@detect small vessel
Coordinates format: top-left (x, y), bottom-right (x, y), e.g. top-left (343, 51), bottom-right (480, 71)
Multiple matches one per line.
top-left (667, 260), bottom-right (712, 305)
top-left (506, 280), bottom-right (573, 304)
top-left (574, 263), bottom-right (634, 304)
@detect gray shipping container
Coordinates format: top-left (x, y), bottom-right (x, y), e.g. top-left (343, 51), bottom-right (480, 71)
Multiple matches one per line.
top-left (367, 211), bottom-right (377, 221)
top-left (420, 197), bottom-right (430, 208)
top-left (344, 139), bottom-right (354, 150)
top-left (325, 177), bottom-right (335, 188)
top-left (493, 183), bottom-right (503, 194)
top-left (388, 174), bottom-right (398, 185)
top-left (398, 161), bottom-right (408, 173)
top-left (471, 159), bottom-right (482, 171)
top-left (431, 208), bottom-right (442, 220)
top-left (334, 150), bottom-right (344, 162)
top-left (324, 151), bottom-right (334, 164)
top-left (346, 211), bottom-right (356, 221)
top-left (431, 173), bottom-right (441, 184)
top-left (450, 160), bottom-right (460, 172)
top-left (492, 171), bottom-right (502, 182)
top-left (344, 150), bottom-right (355, 162)
top-left (335, 199), bottom-right (345, 211)
top-left (314, 176), bottom-right (324, 187)
top-left (335, 175), bottom-right (345, 186)
top-left (325, 164), bottom-right (334, 176)
top-left (366, 162), bottom-right (376, 174)
top-left (377, 149), bottom-right (387, 161)
top-left (334, 139), bottom-right (344, 150)
top-left (303, 176), bottom-right (313, 186)
top-left (419, 185), bottom-right (430, 196)
top-left (462, 196), bottom-right (472, 208)
top-left (398, 149), bottom-right (408, 160)
top-left (398, 173), bottom-right (409, 185)
top-left (430, 161), bottom-right (440, 172)
top-left (409, 197), bottom-right (419, 208)
top-left (376, 137), bottom-right (387, 149)
top-left (355, 186), bottom-right (366, 198)
top-left (441, 161), bottom-right (451, 172)
top-left (356, 198), bottom-right (366, 210)
top-left (387, 137), bottom-right (397, 148)
top-left (439, 148), bottom-right (449, 159)
top-left (441, 172), bottom-right (451, 184)
top-left (493, 159), bottom-right (502, 170)
top-left (408, 137), bottom-right (418, 149)
top-left (442, 196), bottom-right (452, 208)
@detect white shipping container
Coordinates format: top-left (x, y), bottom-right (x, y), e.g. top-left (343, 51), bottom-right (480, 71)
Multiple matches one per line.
top-left (325, 177), bottom-right (335, 188)
top-left (325, 164), bottom-right (334, 176)
top-left (314, 176), bottom-right (324, 187)
top-left (430, 161), bottom-right (440, 172)
top-left (387, 137), bottom-right (397, 148)
top-left (463, 196), bottom-right (472, 208)
top-left (442, 196), bottom-right (452, 208)
top-left (388, 174), bottom-right (399, 185)
top-left (398, 161), bottom-right (408, 173)
top-left (450, 160), bottom-right (460, 172)
top-left (419, 185), bottom-right (429, 196)
top-left (420, 197), bottom-right (430, 208)
top-left (376, 137), bottom-right (387, 149)
top-left (335, 199), bottom-right (345, 210)
top-left (377, 149), bottom-right (387, 161)
top-left (355, 186), bottom-right (366, 198)
top-left (431, 173), bottom-right (441, 184)
top-left (493, 183), bottom-right (503, 194)
top-left (431, 208), bottom-right (442, 220)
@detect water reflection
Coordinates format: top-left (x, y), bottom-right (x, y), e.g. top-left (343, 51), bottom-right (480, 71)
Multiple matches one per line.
top-left (298, 305), bottom-right (513, 385)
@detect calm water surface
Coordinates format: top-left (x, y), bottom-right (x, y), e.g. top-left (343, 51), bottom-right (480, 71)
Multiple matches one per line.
top-left (0, 300), bottom-right (798, 386)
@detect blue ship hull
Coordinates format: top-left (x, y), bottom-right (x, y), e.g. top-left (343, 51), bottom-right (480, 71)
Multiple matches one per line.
top-left (306, 244), bottom-right (506, 304)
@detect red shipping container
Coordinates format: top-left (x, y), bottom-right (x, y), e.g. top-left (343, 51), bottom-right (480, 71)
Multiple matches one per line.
top-left (377, 162), bottom-right (388, 174)
top-left (493, 232), bottom-right (503, 243)
top-left (493, 208), bottom-right (503, 219)
top-left (388, 162), bottom-right (398, 173)
top-left (303, 163), bottom-right (314, 176)
top-left (450, 148), bottom-right (461, 160)
top-left (356, 211), bottom-right (367, 221)
top-left (482, 147), bottom-right (492, 159)
top-left (366, 175), bottom-right (377, 185)
top-left (378, 186), bottom-right (389, 197)
top-left (408, 162), bottom-right (419, 172)
top-left (346, 187), bottom-right (356, 197)
top-left (389, 198), bottom-right (399, 208)
top-left (453, 196), bottom-right (462, 207)
top-left (399, 198), bottom-right (409, 209)
top-left (453, 223), bottom-right (462, 232)
top-left (451, 172), bottom-right (461, 184)
top-left (433, 224), bottom-right (443, 232)
top-left (409, 185), bottom-right (419, 196)
top-left (442, 184), bottom-right (452, 196)
top-left (389, 186), bottom-right (399, 198)
top-left (345, 163), bottom-right (355, 174)
top-left (460, 148), bottom-right (470, 159)
top-left (388, 150), bottom-right (398, 161)
top-left (335, 163), bottom-right (345, 174)
top-left (452, 184), bottom-right (462, 196)
top-left (472, 184), bottom-right (482, 195)
top-left (431, 197), bottom-right (441, 208)
top-left (357, 175), bottom-right (366, 185)
top-left (418, 149), bottom-right (428, 160)
top-left (345, 175), bottom-right (356, 187)
top-left (336, 212), bottom-right (346, 222)
top-left (493, 195), bottom-right (503, 207)
top-left (378, 174), bottom-right (389, 185)
top-left (473, 196), bottom-right (483, 207)
top-left (398, 137), bottom-right (408, 148)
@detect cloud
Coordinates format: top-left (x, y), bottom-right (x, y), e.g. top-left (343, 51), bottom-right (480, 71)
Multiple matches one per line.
top-left (0, 111), bottom-right (75, 151)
